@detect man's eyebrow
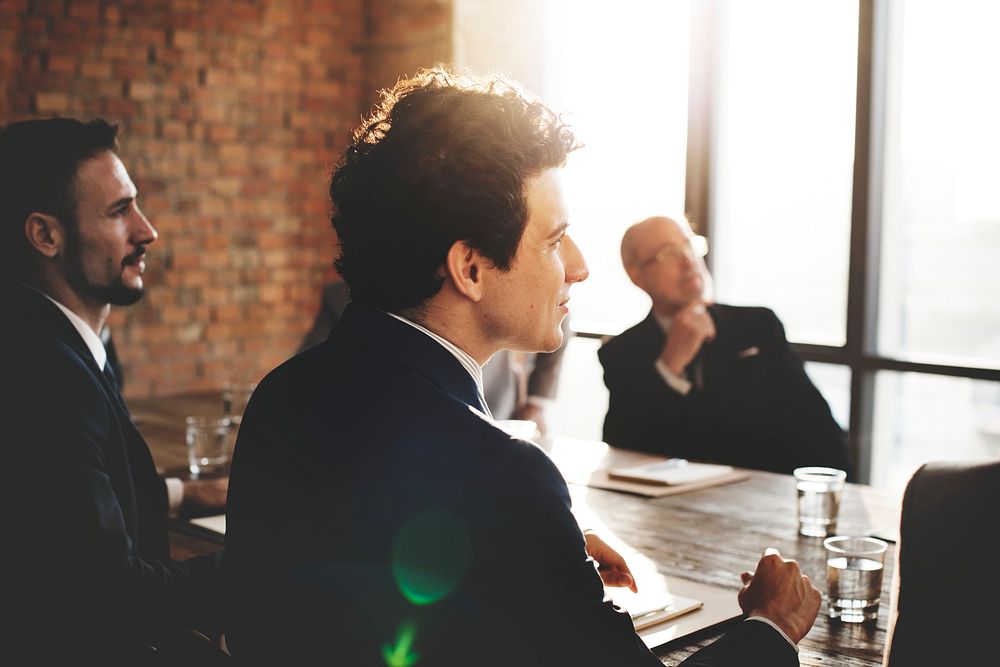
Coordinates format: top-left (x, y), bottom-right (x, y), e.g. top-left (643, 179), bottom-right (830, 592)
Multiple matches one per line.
top-left (546, 221), bottom-right (569, 240)
top-left (106, 196), bottom-right (134, 213)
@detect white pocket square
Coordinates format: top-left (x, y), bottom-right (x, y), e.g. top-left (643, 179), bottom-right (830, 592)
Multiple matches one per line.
top-left (737, 346), bottom-right (760, 359)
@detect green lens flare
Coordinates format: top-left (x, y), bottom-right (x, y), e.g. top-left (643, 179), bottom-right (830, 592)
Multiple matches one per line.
top-left (381, 620), bottom-right (419, 667)
top-left (391, 507), bottom-right (472, 606)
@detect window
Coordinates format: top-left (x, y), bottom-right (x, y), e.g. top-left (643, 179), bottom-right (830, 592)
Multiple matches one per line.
top-left (877, 0), bottom-right (1000, 367)
top-left (710, 0), bottom-right (858, 346)
top-left (871, 372), bottom-right (1000, 492)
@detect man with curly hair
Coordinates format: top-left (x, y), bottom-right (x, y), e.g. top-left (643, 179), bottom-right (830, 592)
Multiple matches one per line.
top-left (226, 68), bottom-right (819, 666)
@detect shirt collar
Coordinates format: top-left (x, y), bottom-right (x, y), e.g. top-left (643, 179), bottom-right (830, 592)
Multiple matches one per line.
top-left (37, 291), bottom-right (108, 370)
top-left (384, 311), bottom-right (487, 411)
top-left (652, 310), bottom-right (673, 335)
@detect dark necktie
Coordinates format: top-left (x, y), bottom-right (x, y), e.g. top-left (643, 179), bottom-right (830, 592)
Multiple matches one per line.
top-left (103, 361), bottom-right (120, 393)
top-left (685, 353), bottom-right (705, 391)
top-left (102, 361), bottom-right (133, 419)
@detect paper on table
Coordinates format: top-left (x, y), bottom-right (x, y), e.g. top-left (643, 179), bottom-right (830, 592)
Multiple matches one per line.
top-left (190, 514), bottom-right (226, 535)
top-left (545, 437), bottom-right (749, 498)
top-left (608, 459), bottom-right (734, 486)
top-left (609, 586), bottom-right (703, 630)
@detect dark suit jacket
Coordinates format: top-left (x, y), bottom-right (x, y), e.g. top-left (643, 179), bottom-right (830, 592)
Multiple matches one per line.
top-left (884, 459), bottom-right (1000, 665)
top-left (225, 303), bottom-right (796, 666)
top-left (600, 305), bottom-right (848, 475)
top-left (299, 280), bottom-right (568, 419)
top-left (2, 284), bottom-right (222, 662)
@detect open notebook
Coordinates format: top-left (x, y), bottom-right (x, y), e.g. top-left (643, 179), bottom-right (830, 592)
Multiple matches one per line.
top-left (609, 585), bottom-right (702, 631)
top-left (577, 497), bottom-right (744, 651)
top-left (613, 574), bottom-right (743, 650)
top-left (607, 459), bottom-right (735, 486)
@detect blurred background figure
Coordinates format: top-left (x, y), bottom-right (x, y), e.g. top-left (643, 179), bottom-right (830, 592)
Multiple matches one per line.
top-left (600, 216), bottom-right (849, 475)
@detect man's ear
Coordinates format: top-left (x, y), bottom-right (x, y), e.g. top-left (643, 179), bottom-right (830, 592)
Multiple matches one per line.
top-left (624, 265), bottom-right (644, 290)
top-left (444, 240), bottom-right (487, 302)
top-left (24, 212), bottom-right (65, 259)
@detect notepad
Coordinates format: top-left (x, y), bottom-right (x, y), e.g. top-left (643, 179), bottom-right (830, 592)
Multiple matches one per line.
top-left (611, 589), bottom-right (703, 630)
top-left (607, 459), bottom-right (734, 486)
top-left (190, 514), bottom-right (226, 535)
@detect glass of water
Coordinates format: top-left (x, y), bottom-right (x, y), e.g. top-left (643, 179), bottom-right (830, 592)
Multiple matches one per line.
top-left (823, 535), bottom-right (888, 623)
top-left (186, 415), bottom-right (232, 477)
top-left (222, 381), bottom-right (256, 426)
top-left (794, 466), bottom-right (847, 537)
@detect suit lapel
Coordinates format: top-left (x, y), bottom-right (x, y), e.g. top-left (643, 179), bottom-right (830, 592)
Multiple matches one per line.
top-left (636, 310), bottom-right (666, 361)
top-left (333, 303), bottom-right (490, 415)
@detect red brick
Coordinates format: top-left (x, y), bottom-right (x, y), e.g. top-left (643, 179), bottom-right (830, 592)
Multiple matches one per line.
top-left (171, 29), bottom-right (198, 50)
top-left (102, 4), bottom-right (121, 25)
top-left (0, 0), bottom-right (29, 12)
top-left (47, 53), bottom-right (77, 73)
top-left (0, 0), bottom-right (451, 399)
top-left (207, 124), bottom-right (237, 142)
top-left (34, 91), bottom-right (68, 112)
top-left (126, 80), bottom-right (157, 100)
top-left (81, 61), bottom-right (111, 78)
top-left (68, 1), bottom-right (100, 21)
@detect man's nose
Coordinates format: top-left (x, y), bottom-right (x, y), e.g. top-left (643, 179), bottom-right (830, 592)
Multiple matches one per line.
top-left (131, 207), bottom-right (158, 244)
top-left (564, 235), bottom-right (589, 284)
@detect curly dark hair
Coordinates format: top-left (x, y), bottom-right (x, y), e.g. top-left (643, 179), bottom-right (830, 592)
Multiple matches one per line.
top-left (0, 117), bottom-right (119, 280)
top-left (330, 67), bottom-right (580, 314)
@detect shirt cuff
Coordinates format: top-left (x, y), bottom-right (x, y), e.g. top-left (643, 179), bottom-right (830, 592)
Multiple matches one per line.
top-left (654, 359), bottom-right (692, 396)
top-left (165, 477), bottom-right (184, 518)
top-left (745, 617), bottom-right (799, 653)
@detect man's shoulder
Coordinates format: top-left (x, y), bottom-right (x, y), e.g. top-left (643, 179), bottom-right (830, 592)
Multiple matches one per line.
top-left (9, 316), bottom-right (99, 387)
top-left (711, 303), bottom-right (783, 334)
top-left (599, 316), bottom-right (658, 360)
top-left (712, 302), bottom-right (778, 320)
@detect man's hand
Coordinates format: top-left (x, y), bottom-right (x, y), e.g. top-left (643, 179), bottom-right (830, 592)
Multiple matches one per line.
top-left (584, 531), bottom-right (638, 593)
top-left (660, 300), bottom-right (716, 376)
top-left (738, 548), bottom-right (821, 644)
top-left (182, 477), bottom-right (229, 516)
top-left (510, 403), bottom-right (547, 436)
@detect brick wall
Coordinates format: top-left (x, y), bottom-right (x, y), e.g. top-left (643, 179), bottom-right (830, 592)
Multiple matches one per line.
top-left (0, 0), bottom-right (452, 397)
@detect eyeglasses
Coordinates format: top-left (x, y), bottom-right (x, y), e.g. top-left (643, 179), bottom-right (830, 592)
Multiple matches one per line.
top-left (635, 235), bottom-right (708, 268)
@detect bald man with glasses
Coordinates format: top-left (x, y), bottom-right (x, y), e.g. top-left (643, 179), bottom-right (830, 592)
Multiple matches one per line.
top-left (598, 216), bottom-right (849, 475)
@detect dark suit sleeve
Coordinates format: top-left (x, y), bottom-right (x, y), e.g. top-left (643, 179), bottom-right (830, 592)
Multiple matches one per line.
top-left (468, 442), bottom-right (660, 665)
top-left (763, 310), bottom-right (850, 472)
top-left (599, 338), bottom-right (699, 455)
top-left (678, 621), bottom-right (798, 666)
top-left (11, 349), bottom-right (221, 640)
top-left (473, 443), bottom-right (797, 666)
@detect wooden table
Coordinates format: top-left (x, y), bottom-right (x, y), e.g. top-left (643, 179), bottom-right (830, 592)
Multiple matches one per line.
top-left (565, 475), bottom-right (898, 665)
top-left (133, 392), bottom-right (900, 666)
top-left (130, 391), bottom-right (231, 559)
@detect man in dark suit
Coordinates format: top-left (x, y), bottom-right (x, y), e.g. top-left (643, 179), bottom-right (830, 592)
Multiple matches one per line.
top-left (226, 68), bottom-right (820, 666)
top-left (600, 216), bottom-right (849, 475)
top-left (298, 279), bottom-right (569, 432)
top-left (1, 118), bottom-right (227, 663)
top-left (884, 458), bottom-right (1000, 665)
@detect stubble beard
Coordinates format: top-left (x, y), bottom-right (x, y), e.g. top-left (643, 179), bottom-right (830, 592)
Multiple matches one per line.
top-left (63, 222), bottom-right (146, 307)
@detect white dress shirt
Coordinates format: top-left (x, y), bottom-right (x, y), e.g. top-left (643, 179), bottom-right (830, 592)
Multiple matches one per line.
top-left (385, 311), bottom-right (491, 418)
